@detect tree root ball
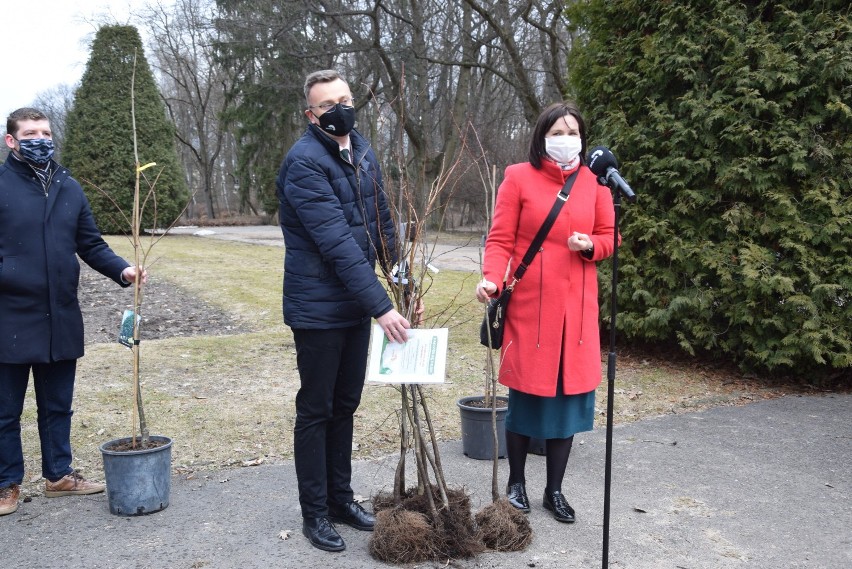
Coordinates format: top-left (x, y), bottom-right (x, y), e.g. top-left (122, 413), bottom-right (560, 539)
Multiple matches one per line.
top-left (370, 508), bottom-right (441, 564)
top-left (369, 485), bottom-right (484, 563)
top-left (475, 498), bottom-right (533, 552)
top-left (372, 491), bottom-right (398, 513)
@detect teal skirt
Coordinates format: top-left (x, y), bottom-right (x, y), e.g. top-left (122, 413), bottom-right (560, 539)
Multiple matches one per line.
top-left (505, 386), bottom-right (595, 440)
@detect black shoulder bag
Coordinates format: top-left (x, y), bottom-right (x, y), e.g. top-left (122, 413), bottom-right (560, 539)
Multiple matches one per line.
top-left (480, 169), bottom-right (579, 349)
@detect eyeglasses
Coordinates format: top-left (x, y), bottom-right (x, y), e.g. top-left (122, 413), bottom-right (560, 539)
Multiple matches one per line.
top-left (308, 97), bottom-right (355, 111)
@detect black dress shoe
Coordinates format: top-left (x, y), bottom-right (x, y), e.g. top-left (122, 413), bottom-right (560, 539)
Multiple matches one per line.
top-left (506, 482), bottom-right (531, 513)
top-left (543, 490), bottom-right (575, 523)
top-left (328, 500), bottom-right (375, 531)
top-left (302, 516), bottom-right (346, 552)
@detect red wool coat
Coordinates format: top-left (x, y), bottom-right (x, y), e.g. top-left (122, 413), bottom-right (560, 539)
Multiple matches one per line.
top-left (483, 160), bottom-right (617, 397)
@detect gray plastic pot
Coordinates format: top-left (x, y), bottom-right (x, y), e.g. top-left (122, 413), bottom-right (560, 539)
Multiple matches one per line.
top-left (457, 396), bottom-right (508, 460)
top-left (100, 435), bottom-right (173, 516)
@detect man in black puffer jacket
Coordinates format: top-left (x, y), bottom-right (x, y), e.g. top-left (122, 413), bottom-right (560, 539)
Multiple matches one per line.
top-left (276, 70), bottom-right (413, 553)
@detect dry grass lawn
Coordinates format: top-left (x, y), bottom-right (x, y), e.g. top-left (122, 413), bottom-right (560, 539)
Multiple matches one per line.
top-left (17, 234), bottom-right (808, 497)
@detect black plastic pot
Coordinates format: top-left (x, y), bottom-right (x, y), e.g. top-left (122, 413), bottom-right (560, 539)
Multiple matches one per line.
top-left (100, 435), bottom-right (173, 516)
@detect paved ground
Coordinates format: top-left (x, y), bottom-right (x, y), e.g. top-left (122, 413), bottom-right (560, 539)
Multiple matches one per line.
top-left (4, 393), bottom-right (850, 568)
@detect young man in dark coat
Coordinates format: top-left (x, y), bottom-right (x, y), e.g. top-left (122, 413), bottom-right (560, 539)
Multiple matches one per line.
top-left (0, 108), bottom-right (146, 516)
top-left (276, 70), bottom-right (415, 552)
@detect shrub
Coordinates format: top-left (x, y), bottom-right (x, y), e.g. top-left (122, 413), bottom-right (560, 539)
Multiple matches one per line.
top-left (64, 25), bottom-right (187, 234)
top-left (568, 1), bottom-right (852, 376)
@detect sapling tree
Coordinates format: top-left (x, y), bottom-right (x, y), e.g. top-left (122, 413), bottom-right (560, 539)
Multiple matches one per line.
top-left (369, 99), bottom-right (530, 561)
top-left (86, 52), bottom-right (190, 449)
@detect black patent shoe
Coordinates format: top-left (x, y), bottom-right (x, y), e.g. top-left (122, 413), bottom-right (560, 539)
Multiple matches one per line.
top-left (506, 482), bottom-right (531, 513)
top-left (303, 516), bottom-right (346, 552)
top-left (543, 490), bottom-right (576, 523)
top-left (329, 500), bottom-right (375, 531)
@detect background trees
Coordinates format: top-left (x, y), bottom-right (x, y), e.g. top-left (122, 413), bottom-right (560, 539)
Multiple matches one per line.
top-left (568, 0), bottom-right (851, 375)
top-left (202, 0), bottom-right (574, 227)
top-left (301, 0), bottom-right (575, 229)
top-left (63, 25), bottom-right (187, 234)
top-left (145, 0), bottom-right (237, 221)
top-left (211, 0), bottom-right (317, 217)
top-left (28, 0), bottom-right (848, 376)
top-left (14, 0), bottom-right (574, 229)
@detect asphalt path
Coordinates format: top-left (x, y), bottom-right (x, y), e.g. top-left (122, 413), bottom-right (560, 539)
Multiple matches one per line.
top-left (4, 393), bottom-right (850, 568)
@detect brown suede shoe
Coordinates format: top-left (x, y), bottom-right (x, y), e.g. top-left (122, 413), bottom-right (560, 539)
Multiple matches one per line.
top-left (0, 484), bottom-right (20, 515)
top-left (44, 471), bottom-right (105, 497)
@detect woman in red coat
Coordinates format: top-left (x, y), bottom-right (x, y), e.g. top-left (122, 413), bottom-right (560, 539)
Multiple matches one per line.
top-left (476, 102), bottom-right (617, 523)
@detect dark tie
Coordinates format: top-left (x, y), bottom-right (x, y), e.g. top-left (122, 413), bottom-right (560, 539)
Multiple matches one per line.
top-left (340, 148), bottom-right (351, 163)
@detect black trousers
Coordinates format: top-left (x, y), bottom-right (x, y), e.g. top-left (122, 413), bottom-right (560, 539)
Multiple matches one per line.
top-left (291, 321), bottom-right (372, 518)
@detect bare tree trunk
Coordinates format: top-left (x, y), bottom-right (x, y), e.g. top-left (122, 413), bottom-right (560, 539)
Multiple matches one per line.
top-left (146, 0), bottom-right (233, 220)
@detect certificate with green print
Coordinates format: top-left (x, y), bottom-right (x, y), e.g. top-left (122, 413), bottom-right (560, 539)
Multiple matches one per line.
top-left (367, 325), bottom-right (448, 384)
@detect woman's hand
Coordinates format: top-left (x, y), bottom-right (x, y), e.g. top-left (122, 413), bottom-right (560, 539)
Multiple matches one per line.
top-left (476, 279), bottom-right (497, 303)
top-left (567, 231), bottom-right (593, 252)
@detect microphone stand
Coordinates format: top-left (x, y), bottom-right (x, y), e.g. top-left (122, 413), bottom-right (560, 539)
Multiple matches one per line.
top-left (601, 183), bottom-right (627, 568)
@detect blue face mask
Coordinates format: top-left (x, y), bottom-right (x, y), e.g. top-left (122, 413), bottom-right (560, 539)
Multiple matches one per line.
top-left (15, 137), bottom-right (55, 164)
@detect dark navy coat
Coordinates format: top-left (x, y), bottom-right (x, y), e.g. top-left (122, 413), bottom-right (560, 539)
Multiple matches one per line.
top-left (0, 155), bottom-right (130, 363)
top-left (276, 125), bottom-right (397, 329)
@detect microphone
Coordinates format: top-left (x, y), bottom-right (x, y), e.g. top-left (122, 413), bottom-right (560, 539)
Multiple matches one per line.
top-left (587, 146), bottom-right (636, 202)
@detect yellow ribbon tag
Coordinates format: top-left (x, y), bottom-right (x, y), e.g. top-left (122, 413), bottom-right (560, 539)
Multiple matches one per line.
top-left (137, 162), bottom-right (157, 172)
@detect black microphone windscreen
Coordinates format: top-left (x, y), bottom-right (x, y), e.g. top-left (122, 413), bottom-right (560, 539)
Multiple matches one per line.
top-left (587, 146), bottom-right (618, 177)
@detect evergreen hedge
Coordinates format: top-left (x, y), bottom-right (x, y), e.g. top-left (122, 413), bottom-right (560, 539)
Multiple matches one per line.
top-left (64, 25), bottom-right (187, 234)
top-left (567, 1), bottom-right (851, 376)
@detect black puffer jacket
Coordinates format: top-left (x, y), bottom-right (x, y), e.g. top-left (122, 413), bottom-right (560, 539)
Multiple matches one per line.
top-left (276, 125), bottom-right (397, 329)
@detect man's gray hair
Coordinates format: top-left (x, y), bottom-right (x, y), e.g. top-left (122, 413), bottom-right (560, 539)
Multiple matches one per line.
top-left (304, 70), bottom-right (347, 103)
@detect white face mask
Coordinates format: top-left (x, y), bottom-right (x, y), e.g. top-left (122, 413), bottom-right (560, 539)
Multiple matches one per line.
top-left (545, 135), bottom-right (582, 168)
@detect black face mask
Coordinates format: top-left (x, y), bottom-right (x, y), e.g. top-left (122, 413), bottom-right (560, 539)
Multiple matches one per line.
top-left (315, 103), bottom-right (355, 136)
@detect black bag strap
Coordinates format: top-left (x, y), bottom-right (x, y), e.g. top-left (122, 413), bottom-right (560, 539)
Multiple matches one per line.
top-left (507, 168), bottom-right (579, 289)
